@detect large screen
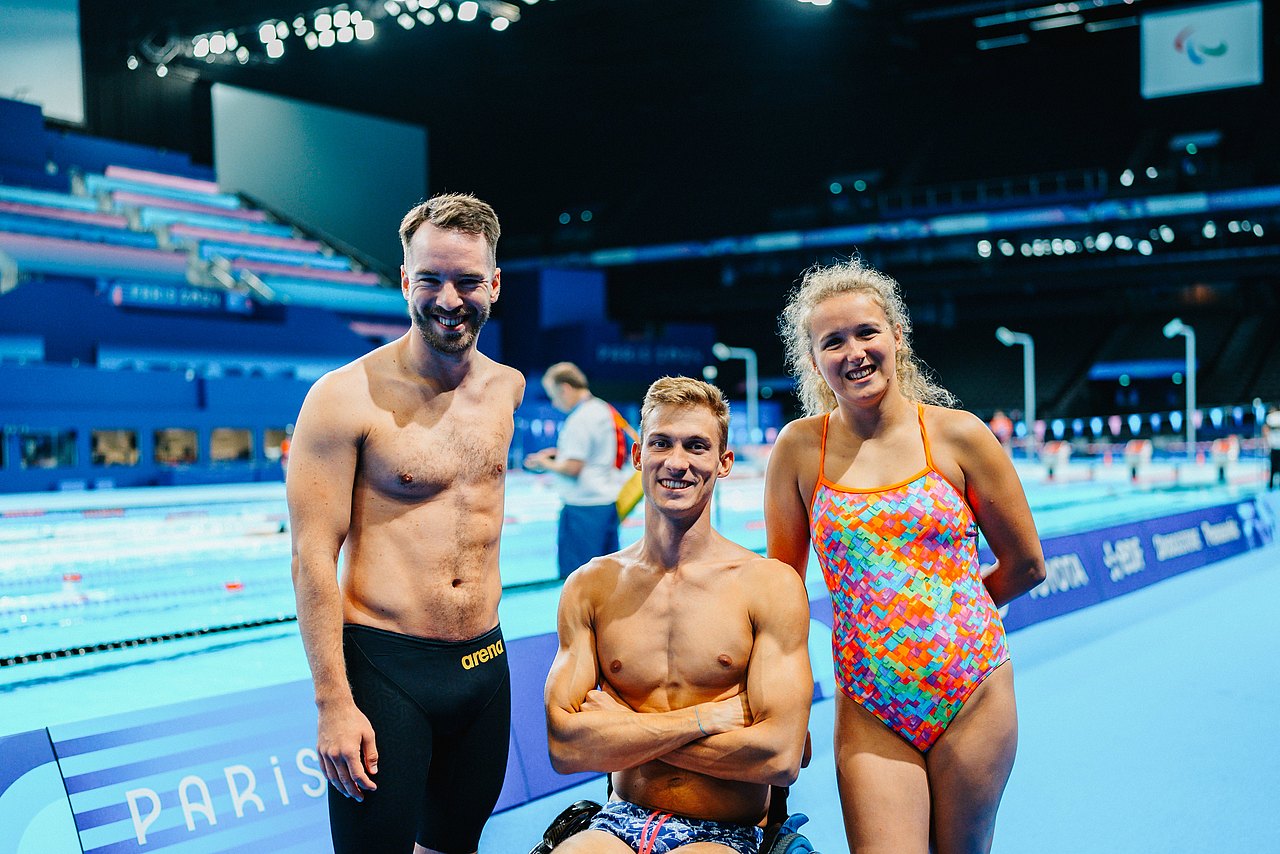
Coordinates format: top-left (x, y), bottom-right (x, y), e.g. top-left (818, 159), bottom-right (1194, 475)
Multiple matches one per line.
top-left (0, 0), bottom-right (84, 124)
top-left (1141, 0), bottom-right (1263, 99)
top-left (211, 84), bottom-right (427, 271)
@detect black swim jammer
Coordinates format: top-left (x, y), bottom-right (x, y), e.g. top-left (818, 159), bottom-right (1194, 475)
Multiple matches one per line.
top-left (328, 623), bottom-right (511, 854)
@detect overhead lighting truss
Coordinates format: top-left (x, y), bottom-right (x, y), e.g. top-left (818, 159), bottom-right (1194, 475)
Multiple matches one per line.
top-left (127, 0), bottom-right (539, 74)
top-left (905, 0), bottom-right (1149, 51)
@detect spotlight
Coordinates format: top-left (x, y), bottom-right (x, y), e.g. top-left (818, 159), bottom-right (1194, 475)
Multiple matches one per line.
top-left (126, 54), bottom-right (139, 69)
top-left (156, 63), bottom-right (168, 77)
top-left (977, 239), bottom-right (992, 258)
top-left (1202, 221), bottom-right (1216, 239)
top-left (259, 23), bottom-right (277, 43)
top-left (491, 16), bottom-right (511, 30)
top-left (1114, 235), bottom-right (1133, 250)
top-left (417, 9), bottom-right (435, 24)
top-left (398, 13), bottom-right (416, 27)
top-left (458, 1), bottom-right (479, 21)
top-left (1096, 231), bottom-right (1113, 251)
top-left (384, 1), bottom-right (402, 13)
top-left (355, 19), bottom-right (375, 39)
top-left (1119, 169), bottom-right (1134, 187)
top-left (266, 40), bottom-right (285, 58)
top-left (236, 45), bottom-right (251, 62)
top-left (277, 21), bottom-right (290, 38)
top-left (1254, 223), bottom-right (1265, 237)
top-left (315, 12), bottom-right (333, 30)
top-left (438, 4), bottom-right (454, 21)
top-left (406, 0), bottom-right (420, 9)
top-left (336, 25), bottom-right (354, 42)
top-left (209, 33), bottom-right (227, 54)
top-left (1145, 166), bottom-right (1158, 179)
top-left (1158, 225), bottom-right (1174, 243)
top-left (334, 9), bottom-right (351, 27)
top-left (1137, 239), bottom-right (1153, 255)
top-left (998, 240), bottom-right (1014, 256)
top-left (225, 31), bottom-right (238, 50)
top-left (305, 31), bottom-right (320, 47)
top-left (318, 28), bottom-right (336, 46)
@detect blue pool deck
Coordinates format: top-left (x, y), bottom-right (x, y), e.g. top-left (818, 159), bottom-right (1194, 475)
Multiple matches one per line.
top-left (1, 458), bottom-right (1276, 852)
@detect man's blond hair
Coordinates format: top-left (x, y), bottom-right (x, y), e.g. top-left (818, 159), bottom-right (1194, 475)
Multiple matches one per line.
top-left (640, 376), bottom-right (730, 452)
top-left (399, 192), bottom-right (501, 266)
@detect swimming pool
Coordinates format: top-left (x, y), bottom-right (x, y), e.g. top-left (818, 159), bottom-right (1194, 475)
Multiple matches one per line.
top-left (0, 459), bottom-right (1274, 852)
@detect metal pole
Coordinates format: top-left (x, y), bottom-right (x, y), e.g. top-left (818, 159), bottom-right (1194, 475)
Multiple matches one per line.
top-left (1164, 319), bottom-right (1196, 460)
top-left (1023, 336), bottom-right (1036, 453)
top-left (996, 327), bottom-right (1036, 456)
top-left (742, 347), bottom-right (759, 443)
top-left (713, 343), bottom-right (760, 444)
top-left (1185, 326), bottom-right (1197, 459)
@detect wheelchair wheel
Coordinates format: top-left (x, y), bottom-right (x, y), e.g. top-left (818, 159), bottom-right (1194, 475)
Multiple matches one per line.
top-left (765, 831), bottom-right (816, 853)
top-left (527, 799), bottom-right (602, 854)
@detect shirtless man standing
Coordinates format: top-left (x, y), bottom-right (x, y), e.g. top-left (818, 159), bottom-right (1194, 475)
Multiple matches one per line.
top-left (545, 377), bottom-right (812, 853)
top-left (288, 193), bottom-right (524, 854)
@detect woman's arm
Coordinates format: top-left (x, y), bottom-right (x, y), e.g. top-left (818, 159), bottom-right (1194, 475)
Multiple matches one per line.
top-left (940, 409), bottom-right (1046, 606)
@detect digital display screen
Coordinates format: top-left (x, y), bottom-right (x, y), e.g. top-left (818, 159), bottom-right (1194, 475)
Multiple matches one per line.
top-left (1142, 0), bottom-right (1263, 99)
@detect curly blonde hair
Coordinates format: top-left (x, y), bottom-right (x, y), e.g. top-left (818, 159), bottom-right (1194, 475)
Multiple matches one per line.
top-left (779, 259), bottom-right (957, 416)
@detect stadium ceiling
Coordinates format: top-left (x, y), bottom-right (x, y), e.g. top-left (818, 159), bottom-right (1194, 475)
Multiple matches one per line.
top-left (80, 0), bottom-right (1275, 253)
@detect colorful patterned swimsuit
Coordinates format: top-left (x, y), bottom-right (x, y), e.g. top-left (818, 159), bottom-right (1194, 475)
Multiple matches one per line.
top-left (809, 405), bottom-right (1009, 751)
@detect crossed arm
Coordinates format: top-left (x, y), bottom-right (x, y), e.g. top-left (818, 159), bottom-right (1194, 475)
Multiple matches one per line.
top-left (544, 564), bottom-right (812, 788)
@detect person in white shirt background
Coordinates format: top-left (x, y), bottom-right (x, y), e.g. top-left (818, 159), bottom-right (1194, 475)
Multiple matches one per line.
top-left (525, 362), bottom-right (630, 578)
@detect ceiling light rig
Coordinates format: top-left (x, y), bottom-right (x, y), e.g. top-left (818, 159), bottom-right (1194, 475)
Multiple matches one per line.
top-left (127, 0), bottom-right (542, 74)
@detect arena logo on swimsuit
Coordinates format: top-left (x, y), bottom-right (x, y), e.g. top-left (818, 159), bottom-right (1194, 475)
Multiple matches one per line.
top-left (461, 638), bottom-right (505, 670)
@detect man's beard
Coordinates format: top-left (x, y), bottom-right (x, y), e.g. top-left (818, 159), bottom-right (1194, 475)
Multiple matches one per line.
top-left (411, 303), bottom-right (490, 355)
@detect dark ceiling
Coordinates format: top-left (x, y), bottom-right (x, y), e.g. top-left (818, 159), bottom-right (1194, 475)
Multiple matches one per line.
top-left (78, 0), bottom-right (1278, 253)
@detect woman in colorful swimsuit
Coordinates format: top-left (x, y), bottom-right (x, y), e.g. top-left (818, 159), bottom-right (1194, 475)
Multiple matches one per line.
top-left (765, 260), bottom-right (1045, 854)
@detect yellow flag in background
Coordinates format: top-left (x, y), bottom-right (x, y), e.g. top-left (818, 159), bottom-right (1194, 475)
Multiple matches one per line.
top-left (608, 405), bottom-right (643, 520)
top-left (615, 469), bottom-right (644, 520)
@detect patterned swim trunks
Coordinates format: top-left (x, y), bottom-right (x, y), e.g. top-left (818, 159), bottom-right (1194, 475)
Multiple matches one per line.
top-left (586, 797), bottom-right (763, 854)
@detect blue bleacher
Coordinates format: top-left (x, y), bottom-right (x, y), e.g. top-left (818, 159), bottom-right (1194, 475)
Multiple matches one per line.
top-left (85, 174), bottom-right (243, 210)
top-left (138, 207), bottom-right (295, 237)
top-left (0, 185), bottom-right (99, 213)
top-left (198, 242), bottom-right (350, 270)
top-left (0, 212), bottom-right (158, 249)
top-left (258, 276), bottom-right (406, 317)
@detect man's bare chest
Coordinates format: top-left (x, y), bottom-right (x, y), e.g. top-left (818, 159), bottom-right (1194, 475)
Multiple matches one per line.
top-left (360, 404), bottom-right (513, 498)
top-left (595, 594), bottom-right (754, 703)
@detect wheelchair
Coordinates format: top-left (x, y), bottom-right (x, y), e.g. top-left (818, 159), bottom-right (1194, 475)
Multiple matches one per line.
top-left (529, 784), bottom-right (818, 853)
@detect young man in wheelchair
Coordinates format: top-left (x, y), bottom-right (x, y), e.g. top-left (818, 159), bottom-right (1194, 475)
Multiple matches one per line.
top-left (542, 378), bottom-right (814, 853)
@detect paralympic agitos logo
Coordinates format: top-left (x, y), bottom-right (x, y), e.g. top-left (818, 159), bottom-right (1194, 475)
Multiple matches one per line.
top-left (1174, 25), bottom-right (1228, 65)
